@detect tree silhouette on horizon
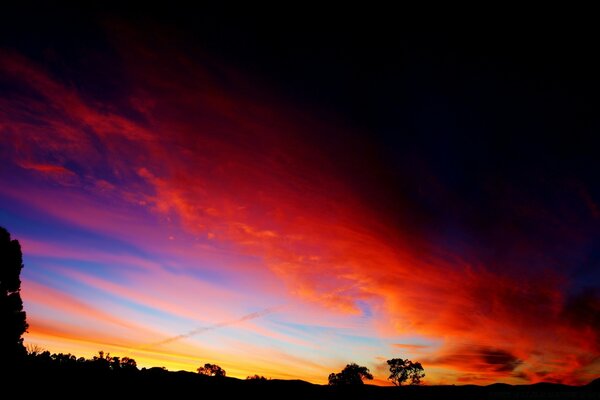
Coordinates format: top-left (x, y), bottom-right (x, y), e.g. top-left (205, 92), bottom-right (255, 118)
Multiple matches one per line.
top-left (387, 358), bottom-right (425, 386)
top-left (328, 363), bottom-right (373, 386)
top-left (0, 226), bottom-right (28, 362)
top-left (197, 363), bottom-right (226, 377)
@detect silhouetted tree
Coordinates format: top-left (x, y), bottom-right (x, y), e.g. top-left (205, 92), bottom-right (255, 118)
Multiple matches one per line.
top-left (328, 363), bottom-right (373, 385)
top-left (197, 363), bottom-right (226, 377)
top-left (86, 350), bottom-right (138, 372)
top-left (0, 226), bottom-right (28, 362)
top-left (90, 350), bottom-right (112, 370)
top-left (387, 358), bottom-right (425, 385)
top-left (32, 350), bottom-right (52, 366)
top-left (120, 356), bottom-right (138, 371)
top-left (51, 352), bottom-right (78, 368)
top-left (25, 343), bottom-right (45, 357)
top-left (110, 355), bottom-right (122, 370)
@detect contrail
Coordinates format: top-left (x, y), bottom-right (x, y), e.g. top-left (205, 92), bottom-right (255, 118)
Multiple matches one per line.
top-left (135, 307), bottom-right (278, 350)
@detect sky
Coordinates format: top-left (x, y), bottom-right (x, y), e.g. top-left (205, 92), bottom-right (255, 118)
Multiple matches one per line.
top-left (1, 5), bottom-right (599, 385)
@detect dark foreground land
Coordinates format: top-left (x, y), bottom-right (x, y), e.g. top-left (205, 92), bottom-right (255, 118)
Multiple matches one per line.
top-left (7, 364), bottom-right (599, 400)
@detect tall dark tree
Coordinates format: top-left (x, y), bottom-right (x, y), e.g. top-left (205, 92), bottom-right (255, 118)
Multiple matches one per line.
top-left (0, 226), bottom-right (28, 362)
top-left (328, 363), bottom-right (373, 386)
top-left (387, 358), bottom-right (425, 386)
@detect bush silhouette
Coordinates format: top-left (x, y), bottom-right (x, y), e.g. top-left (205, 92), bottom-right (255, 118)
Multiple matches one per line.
top-left (328, 363), bottom-right (373, 385)
top-left (246, 374), bottom-right (267, 381)
top-left (387, 358), bottom-right (425, 385)
top-left (0, 226), bottom-right (28, 362)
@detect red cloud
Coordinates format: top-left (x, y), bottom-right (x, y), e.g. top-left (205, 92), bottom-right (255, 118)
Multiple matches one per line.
top-left (1, 31), bottom-right (598, 385)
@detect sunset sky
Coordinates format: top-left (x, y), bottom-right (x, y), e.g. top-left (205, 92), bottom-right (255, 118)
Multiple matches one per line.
top-left (1, 5), bottom-right (598, 385)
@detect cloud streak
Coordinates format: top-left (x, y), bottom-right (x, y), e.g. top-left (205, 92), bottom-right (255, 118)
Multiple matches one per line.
top-left (143, 307), bottom-right (279, 348)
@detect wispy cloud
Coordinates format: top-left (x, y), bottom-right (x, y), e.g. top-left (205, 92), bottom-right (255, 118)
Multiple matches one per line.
top-left (142, 307), bottom-right (279, 348)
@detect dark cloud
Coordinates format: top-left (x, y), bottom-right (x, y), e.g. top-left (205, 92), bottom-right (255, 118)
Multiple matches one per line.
top-left (479, 348), bottom-right (522, 373)
top-left (562, 288), bottom-right (600, 327)
top-left (425, 346), bottom-right (522, 374)
top-left (512, 371), bottom-right (529, 381)
top-left (561, 288), bottom-right (600, 351)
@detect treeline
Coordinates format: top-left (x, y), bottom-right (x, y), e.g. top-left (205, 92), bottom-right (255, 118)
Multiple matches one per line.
top-left (22, 346), bottom-right (424, 387)
top-left (23, 348), bottom-right (139, 373)
top-left (23, 347), bottom-right (271, 380)
top-left (15, 348), bottom-right (599, 400)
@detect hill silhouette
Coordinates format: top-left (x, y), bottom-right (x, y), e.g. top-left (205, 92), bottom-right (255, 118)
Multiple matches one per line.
top-left (6, 353), bottom-right (599, 400)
